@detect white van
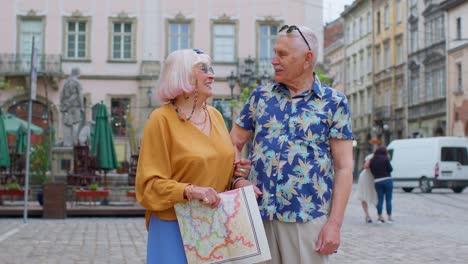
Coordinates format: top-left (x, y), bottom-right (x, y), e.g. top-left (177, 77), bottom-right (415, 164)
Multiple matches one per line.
top-left (387, 137), bottom-right (468, 193)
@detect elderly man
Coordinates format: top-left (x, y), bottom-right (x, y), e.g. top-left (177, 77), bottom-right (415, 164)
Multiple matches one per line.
top-left (230, 25), bottom-right (354, 264)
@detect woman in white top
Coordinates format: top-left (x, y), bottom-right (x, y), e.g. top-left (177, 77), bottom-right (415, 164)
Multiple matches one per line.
top-left (355, 154), bottom-right (377, 223)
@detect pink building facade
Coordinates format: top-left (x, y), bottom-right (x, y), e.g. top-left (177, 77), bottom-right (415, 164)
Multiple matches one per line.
top-left (0, 0), bottom-right (323, 162)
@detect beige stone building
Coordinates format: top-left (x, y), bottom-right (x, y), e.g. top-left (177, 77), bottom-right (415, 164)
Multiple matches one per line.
top-left (442, 0), bottom-right (468, 137)
top-left (372, 0), bottom-right (407, 145)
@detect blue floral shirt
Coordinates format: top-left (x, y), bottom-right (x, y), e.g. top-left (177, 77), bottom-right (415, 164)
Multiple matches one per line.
top-left (235, 75), bottom-right (354, 222)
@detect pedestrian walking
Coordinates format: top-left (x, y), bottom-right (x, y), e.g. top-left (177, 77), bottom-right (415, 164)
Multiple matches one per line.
top-left (354, 154), bottom-right (377, 223)
top-left (369, 146), bottom-right (394, 224)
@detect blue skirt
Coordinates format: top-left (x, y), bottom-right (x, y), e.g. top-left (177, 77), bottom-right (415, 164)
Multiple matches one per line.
top-left (147, 215), bottom-right (187, 264)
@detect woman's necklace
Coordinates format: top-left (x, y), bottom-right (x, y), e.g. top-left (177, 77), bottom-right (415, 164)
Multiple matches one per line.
top-left (189, 108), bottom-right (207, 126)
top-left (171, 89), bottom-right (199, 121)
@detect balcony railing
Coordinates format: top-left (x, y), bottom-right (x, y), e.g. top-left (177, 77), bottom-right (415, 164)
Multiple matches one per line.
top-left (0, 53), bottom-right (62, 75)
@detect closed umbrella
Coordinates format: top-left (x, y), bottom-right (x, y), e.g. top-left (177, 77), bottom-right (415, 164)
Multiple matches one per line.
top-left (91, 102), bottom-right (118, 189)
top-left (15, 125), bottom-right (27, 154)
top-left (2, 112), bottom-right (43, 135)
top-left (0, 109), bottom-right (10, 168)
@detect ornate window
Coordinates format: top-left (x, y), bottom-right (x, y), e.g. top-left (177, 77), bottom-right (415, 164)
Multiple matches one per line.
top-left (109, 14), bottom-right (137, 62)
top-left (211, 15), bottom-right (237, 63)
top-left (63, 13), bottom-right (91, 60)
top-left (167, 13), bottom-right (193, 55)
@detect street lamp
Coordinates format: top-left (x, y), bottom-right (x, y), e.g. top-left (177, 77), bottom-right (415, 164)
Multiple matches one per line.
top-left (146, 88), bottom-right (153, 107)
top-left (227, 71), bottom-right (237, 127)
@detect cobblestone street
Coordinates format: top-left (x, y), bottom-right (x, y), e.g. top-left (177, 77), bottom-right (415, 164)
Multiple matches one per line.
top-left (1, 186), bottom-right (467, 263)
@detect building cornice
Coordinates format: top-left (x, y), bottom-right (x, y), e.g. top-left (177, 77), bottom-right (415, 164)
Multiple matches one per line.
top-left (440, 0), bottom-right (467, 11)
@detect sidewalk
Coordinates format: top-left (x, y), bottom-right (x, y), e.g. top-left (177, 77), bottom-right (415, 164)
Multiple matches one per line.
top-left (1, 187), bottom-right (467, 263)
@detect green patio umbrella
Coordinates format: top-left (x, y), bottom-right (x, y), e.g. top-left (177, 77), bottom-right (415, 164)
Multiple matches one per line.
top-left (2, 112), bottom-right (43, 135)
top-left (91, 102), bottom-right (118, 188)
top-left (0, 109), bottom-right (10, 168)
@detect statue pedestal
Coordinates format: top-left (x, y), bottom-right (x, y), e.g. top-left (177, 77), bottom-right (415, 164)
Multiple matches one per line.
top-left (52, 146), bottom-right (74, 178)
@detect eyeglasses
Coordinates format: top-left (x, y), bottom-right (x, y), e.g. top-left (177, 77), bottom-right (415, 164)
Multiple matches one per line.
top-left (278, 25), bottom-right (311, 51)
top-left (199, 63), bottom-right (214, 74)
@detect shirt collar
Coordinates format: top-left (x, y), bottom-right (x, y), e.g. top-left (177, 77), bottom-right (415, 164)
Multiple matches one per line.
top-left (272, 72), bottom-right (324, 99)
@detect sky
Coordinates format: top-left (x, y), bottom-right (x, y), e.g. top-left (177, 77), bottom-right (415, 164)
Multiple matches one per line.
top-left (323, 0), bottom-right (354, 24)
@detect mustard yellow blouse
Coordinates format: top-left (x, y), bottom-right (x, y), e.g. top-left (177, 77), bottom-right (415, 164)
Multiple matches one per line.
top-left (135, 104), bottom-right (235, 225)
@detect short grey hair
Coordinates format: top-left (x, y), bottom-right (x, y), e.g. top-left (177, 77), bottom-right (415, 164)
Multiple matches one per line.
top-left (278, 25), bottom-right (319, 67)
top-left (298, 26), bottom-right (319, 67)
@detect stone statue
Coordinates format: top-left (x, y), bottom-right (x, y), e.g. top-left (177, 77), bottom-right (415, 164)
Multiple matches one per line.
top-left (60, 68), bottom-right (84, 147)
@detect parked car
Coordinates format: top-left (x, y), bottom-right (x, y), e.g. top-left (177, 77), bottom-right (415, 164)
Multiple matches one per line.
top-left (387, 137), bottom-right (468, 193)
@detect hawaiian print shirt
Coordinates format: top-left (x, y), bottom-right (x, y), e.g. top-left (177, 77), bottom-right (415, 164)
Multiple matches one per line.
top-left (235, 75), bottom-right (354, 222)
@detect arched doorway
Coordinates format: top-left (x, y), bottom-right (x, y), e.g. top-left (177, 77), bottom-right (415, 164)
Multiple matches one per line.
top-left (7, 100), bottom-right (53, 147)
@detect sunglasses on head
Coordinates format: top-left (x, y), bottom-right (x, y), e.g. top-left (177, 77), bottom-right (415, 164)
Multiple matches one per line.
top-left (193, 48), bottom-right (204, 54)
top-left (199, 63), bottom-right (214, 74)
top-left (278, 25), bottom-right (311, 51)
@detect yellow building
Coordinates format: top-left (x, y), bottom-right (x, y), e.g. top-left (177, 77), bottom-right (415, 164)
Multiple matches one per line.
top-left (372, 0), bottom-right (407, 145)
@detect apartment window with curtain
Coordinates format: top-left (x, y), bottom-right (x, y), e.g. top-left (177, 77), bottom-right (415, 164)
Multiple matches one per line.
top-left (353, 21), bottom-right (357, 41)
top-left (212, 23), bottom-right (236, 63)
top-left (360, 50), bottom-right (365, 78)
top-left (168, 22), bottom-right (191, 54)
top-left (397, 0), bottom-right (402, 23)
top-left (367, 87), bottom-right (373, 114)
top-left (437, 68), bottom-right (445, 98)
top-left (377, 12), bottom-right (381, 34)
top-left (397, 79), bottom-right (403, 107)
top-left (410, 0), bottom-right (418, 17)
top-left (65, 19), bottom-right (89, 59)
top-left (376, 46), bottom-right (381, 72)
top-left (111, 98), bottom-right (130, 137)
top-left (258, 24), bottom-right (278, 60)
top-left (367, 12), bottom-right (372, 34)
top-left (396, 38), bottom-right (403, 64)
top-left (110, 19), bottom-right (136, 61)
top-left (384, 43), bottom-right (390, 68)
top-left (411, 26), bottom-right (418, 53)
top-left (384, 5), bottom-right (389, 29)
top-left (353, 55), bottom-right (357, 81)
top-left (456, 17), bottom-right (462, 40)
top-left (410, 75), bottom-right (419, 105)
top-left (367, 48), bottom-right (372, 73)
top-left (359, 17), bottom-right (363, 37)
top-left (426, 71), bottom-right (433, 100)
top-left (346, 58), bottom-right (351, 84)
top-left (359, 91), bottom-right (364, 116)
top-left (457, 63), bottom-right (463, 92)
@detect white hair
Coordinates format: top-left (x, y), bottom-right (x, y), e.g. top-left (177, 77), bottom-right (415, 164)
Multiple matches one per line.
top-left (155, 49), bottom-right (211, 103)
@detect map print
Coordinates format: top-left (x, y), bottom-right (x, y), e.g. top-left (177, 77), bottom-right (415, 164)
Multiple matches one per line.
top-left (174, 186), bottom-right (271, 264)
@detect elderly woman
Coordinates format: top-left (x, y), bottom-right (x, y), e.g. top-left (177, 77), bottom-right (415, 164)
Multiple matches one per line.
top-left (135, 49), bottom-right (250, 263)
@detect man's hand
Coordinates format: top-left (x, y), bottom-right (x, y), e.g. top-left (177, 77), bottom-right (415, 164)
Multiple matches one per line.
top-left (314, 220), bottom-right (341, 255)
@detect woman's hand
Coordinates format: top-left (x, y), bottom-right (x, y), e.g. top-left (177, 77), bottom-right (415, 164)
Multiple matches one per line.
top-left (185, 185), bottom-right (221, 208)
top-left (233, 158), bottom-right (251, 178)
top-left (232, 179), bottom-right (262, 198)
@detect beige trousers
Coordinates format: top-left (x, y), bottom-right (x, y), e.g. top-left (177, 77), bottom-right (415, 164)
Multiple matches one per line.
top-left (260, 216), bottom-right (329, 264)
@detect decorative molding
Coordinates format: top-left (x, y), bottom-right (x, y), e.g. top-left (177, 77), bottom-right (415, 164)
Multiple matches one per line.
top-left (217, 13), bottom-right (234, 23)
top-left (27, 9), bottom-right (37, 16)
top-left (117, 11), bottom-right (129, 18)
top-left (174, 12), bottom-right (186, 20)
top-left (71, 10), bottom-right (83, 17)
